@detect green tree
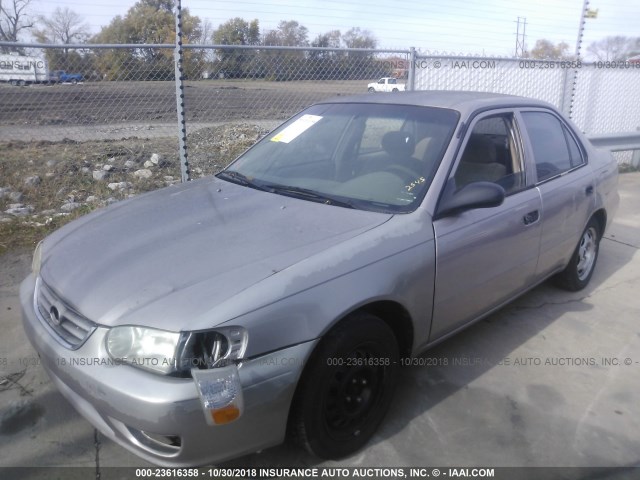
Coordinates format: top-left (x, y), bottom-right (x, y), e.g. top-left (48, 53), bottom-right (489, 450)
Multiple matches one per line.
top-left (310, 29), bottom-right (341, 58)
top-left (211, 18), bottom-right (260, 78)
top-left (342, 27), bottom-right (377, 60)
top-left (261, 20), bottom-right (309, 80)
top-left (263, 20), bottom-right (308, 47)
top-left (91, 0), bottom-right (203, 80)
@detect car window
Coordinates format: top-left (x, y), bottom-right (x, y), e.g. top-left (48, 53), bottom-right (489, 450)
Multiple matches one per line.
top-left (521, 111), bottom-right (578, 182)
top-left (225, 103), bottom-right (459, 213)
top-left (564, 126), bottom-right (585, 168)
top-left (453, 113), bottom-right (526, 195)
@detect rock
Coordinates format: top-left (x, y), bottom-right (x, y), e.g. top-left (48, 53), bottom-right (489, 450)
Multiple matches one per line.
top-left (105, 197), bottom-right (118, 205)
top-left (61, 202), bottom-right (82, 212)
top-left (103, 164), bottom-right (113, 171)
top-left (150, 153), bottom-right (161, 165)
top-left (81, 167), bottom-right (91, 174)
top-left (143, 160), bottom-right (154, 168)
top-left (107, 182), bottom-right (132, 192)
top-left (9, 191), bottom-right (24, 202)
top-left (86, 196), bottom-right (98, 203)
top-left (46, 159), bottom-right (57, 168)
top-left (24, 176), bottom-right (41, 187)
top-left (194, 167), bottom-right (203, 174)
top-left (5, 204), bottom-right (34, 216)
top-left (163, 176), bottom-right (174, 181)
top-left (39, 209), bottom-right (56, 215)
top-left (133, 169), bottom-right (152, 179)
top-left (46, 172), bottom-right (56, 178)
top-left (124, 160), bottom-right (136, 169)
top-left (93, 170), bottom-right (110, 181)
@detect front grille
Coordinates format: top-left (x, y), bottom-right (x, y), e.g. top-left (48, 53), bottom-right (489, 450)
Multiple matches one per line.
top-left (35, 277), bottom-right (96, 349)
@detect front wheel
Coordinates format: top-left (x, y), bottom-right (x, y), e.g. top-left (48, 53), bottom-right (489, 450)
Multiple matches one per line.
top-left (367, 87), bottom-right (375, 93)
top-left (290, 313), bottom-right (399, 459)
top-left (555, 217), bottom-right (601, 291)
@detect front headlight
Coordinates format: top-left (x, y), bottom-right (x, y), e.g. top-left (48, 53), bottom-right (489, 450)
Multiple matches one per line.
top-left (106, 326), bottom-right (182, 375)
top-left (32, 241), bottom-right (43, 275)
top-left (105, 325), bottom-right (248, 376)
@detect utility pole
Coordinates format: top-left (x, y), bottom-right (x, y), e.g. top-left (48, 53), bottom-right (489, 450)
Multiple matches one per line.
top-left (515, 17), bottom-right (527, 57)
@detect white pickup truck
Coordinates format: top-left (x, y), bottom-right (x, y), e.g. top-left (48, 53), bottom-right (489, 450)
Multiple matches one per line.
top-left (367, 77), bottom-right (405, 92)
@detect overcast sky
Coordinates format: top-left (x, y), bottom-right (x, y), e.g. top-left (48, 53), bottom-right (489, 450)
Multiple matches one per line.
top-left (33, 0), bottom-right (640, 57)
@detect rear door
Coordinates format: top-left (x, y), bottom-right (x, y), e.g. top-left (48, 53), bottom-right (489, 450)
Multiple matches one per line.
top-left (519, 110), bottom-right (595, 277)
top-left (430, 110), bottom-right (542, 340)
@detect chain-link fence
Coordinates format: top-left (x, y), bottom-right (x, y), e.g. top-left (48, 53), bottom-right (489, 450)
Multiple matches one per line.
top-left (1, 42), bottom-right (639, 247)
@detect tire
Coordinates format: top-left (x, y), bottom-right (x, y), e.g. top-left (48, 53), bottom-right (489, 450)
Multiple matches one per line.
top-left (392, 88), bottom-right (399, 92)
top-left (555, 217), bottom-right (601, 291)
top-left (290, 313), bottom-right (399, 459)
top-left (368, 87), bottom-right (375, 93)
top-left (71, 78), bottom-right (78, 85)
top-left (10, 80), bottom-right (17, 86)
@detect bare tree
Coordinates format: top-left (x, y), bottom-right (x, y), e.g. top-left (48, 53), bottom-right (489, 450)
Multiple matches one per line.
top-left (0, 0), bottom-right (35, 52)
top-left (586, 36), bottom-right (639, 61)
top-left (34, 7), bottom-right (89, 45)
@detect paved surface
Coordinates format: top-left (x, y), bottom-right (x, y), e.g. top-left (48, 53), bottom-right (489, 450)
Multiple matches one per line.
top-left (0, 173), bottom-right (639, 474)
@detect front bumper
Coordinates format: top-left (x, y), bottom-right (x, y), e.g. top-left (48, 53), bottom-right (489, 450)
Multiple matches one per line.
top-left (20, 274), bottom-right (317, 466)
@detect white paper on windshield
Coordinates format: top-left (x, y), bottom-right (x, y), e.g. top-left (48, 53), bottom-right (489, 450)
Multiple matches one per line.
top-left (270, 114), bottom-right (322, 143)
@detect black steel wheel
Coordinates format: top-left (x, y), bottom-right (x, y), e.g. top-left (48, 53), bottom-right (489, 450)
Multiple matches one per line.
top-left (290, 312), bottom-right (399, 459)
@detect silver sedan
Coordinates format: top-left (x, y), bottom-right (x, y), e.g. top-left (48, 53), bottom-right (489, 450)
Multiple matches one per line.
top-left (21, 91), bottom-right (619, 466)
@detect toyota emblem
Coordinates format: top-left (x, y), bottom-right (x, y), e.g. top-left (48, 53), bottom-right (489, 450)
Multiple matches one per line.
top-left (49, 306), bottom-right (61, 326)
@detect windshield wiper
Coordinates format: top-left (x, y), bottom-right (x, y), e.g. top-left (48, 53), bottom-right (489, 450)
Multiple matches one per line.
top-left (216, 170), bottom-right (271, 192)
top-left (268, 185), bottom-right (356, 209)
top-left (217, 172), bottom-right (357, 209)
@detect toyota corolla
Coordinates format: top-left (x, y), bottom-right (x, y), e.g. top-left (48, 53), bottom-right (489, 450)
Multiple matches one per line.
top-left (21, 91), bottom-right (619, 466)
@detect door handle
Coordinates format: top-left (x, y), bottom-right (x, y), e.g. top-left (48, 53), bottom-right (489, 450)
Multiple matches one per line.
top-left (585, 185), bottom-right (594, 195)
top-left (523, 210), bottom-right (539, 225)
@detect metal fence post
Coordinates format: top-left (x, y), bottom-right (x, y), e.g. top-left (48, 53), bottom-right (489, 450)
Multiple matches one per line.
top-left (408, 47), bottom-right (416, 91)
top-left (174, 0), bottom-right (190, 182)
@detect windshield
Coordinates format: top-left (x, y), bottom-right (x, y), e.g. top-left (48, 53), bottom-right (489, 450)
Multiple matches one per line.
top-left (220, 102), bottom-right (459, 213)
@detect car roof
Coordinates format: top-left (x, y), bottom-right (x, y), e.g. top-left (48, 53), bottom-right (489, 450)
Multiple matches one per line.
top-left (318, 90), bottom-right (557, 116)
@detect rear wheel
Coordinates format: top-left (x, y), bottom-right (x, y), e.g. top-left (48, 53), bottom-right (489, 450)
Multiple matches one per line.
top-left (368, 87), bottom-right (375, 93)
top-left (392, 88), bottom-right (399, 92)
top-left (290, 313), bottom-right (399, 459)
top-left (555, 217), bottom-right (601, 291)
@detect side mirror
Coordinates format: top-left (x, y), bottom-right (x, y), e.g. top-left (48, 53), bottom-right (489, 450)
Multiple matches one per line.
top-left (437, 181), bottom-right (505, 218)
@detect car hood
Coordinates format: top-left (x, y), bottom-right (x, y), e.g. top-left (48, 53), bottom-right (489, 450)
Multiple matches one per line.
top-left (40, 177), bottom-right (391, 330)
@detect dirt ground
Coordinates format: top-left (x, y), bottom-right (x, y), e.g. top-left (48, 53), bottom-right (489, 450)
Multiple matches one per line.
top-left (0, 79), bottom-right (365, 128)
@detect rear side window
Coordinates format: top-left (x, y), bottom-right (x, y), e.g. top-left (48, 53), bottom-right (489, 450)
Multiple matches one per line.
top-left (522, 111), bottom-right (581, 182)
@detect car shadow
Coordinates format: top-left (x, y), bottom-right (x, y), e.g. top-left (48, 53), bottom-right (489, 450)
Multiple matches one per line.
top-left (218, 233), bottom-right (640, 468)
